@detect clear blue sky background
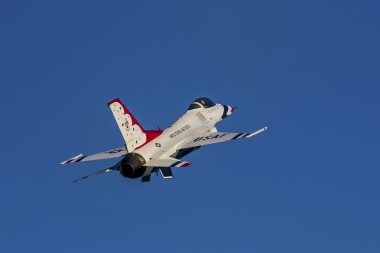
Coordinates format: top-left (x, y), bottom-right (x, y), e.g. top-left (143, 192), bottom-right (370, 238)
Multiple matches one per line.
top-left (1, 1), bottom-right (379, 252)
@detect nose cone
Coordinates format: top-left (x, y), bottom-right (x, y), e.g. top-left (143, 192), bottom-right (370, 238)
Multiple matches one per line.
top-left (221, 105), bottom-right (234, 119)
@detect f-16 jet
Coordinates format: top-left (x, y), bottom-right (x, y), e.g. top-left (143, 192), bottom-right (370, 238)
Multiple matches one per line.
top-left (61, 97), bottom-right (268, 182)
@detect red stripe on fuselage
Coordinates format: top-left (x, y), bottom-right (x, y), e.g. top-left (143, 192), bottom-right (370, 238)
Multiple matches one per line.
top-left (135, 130), bottom-right (163, 150)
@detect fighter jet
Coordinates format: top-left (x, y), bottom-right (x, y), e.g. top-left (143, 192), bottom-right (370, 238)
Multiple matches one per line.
top-left (61, 97), bottom-right (268, 182)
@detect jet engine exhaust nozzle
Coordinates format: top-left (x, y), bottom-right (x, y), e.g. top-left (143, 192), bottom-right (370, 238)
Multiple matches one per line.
top-left (119, 153), bottom-right (146, 178)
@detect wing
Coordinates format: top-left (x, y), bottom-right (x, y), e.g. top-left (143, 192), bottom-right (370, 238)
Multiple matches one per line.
top-left (60, 146), bottom-right (127, 164)
top-left (73, 167), bottom-right (115, 182)
top-left (179, 127), bottom-right (268, 149)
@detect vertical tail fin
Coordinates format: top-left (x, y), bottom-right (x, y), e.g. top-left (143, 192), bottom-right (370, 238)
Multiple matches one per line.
top-left (108, 98), bottom-right (147, 152)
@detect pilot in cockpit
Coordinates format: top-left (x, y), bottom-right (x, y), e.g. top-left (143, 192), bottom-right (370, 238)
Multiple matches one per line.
top-left (187, 97), bottom-right (216, 111)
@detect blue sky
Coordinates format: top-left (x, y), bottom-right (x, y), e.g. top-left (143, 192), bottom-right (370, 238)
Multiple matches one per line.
top-left (1, 0), bottom-right (379, 252)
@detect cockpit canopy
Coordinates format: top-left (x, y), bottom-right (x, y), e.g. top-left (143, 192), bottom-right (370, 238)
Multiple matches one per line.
top-left (187, 97), bottom-right (216, 111)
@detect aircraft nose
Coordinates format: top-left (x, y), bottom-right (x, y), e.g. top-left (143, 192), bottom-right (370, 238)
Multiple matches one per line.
top-left (221, 104), bottom-right (234, 119)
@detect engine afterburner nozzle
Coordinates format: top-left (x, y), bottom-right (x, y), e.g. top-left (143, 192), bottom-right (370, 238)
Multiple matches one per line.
top-left (119, 153), bottom-right (146, 178)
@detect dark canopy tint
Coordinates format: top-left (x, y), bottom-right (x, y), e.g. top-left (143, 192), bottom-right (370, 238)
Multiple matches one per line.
top-left (187, 97), bottom-right (216, 110)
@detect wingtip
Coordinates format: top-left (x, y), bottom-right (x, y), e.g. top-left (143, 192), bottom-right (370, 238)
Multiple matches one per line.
top-left (246, 127), bottom-right (268, 138)
top-left (180, 162), bottom-right (192, 168)
top-left (60, 154), bottom-right (84, 165)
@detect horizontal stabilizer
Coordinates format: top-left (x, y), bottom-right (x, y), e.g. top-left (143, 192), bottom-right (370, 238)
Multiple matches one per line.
top-left (60, 146), bottom-right (127, 164)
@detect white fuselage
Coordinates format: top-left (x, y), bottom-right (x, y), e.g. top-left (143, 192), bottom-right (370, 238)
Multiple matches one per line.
top-left (133, 104), bottom-right (228, 162)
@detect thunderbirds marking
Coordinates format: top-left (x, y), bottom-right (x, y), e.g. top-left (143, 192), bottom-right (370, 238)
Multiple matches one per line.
top-left (61, 97), bottom-right (268, 182)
